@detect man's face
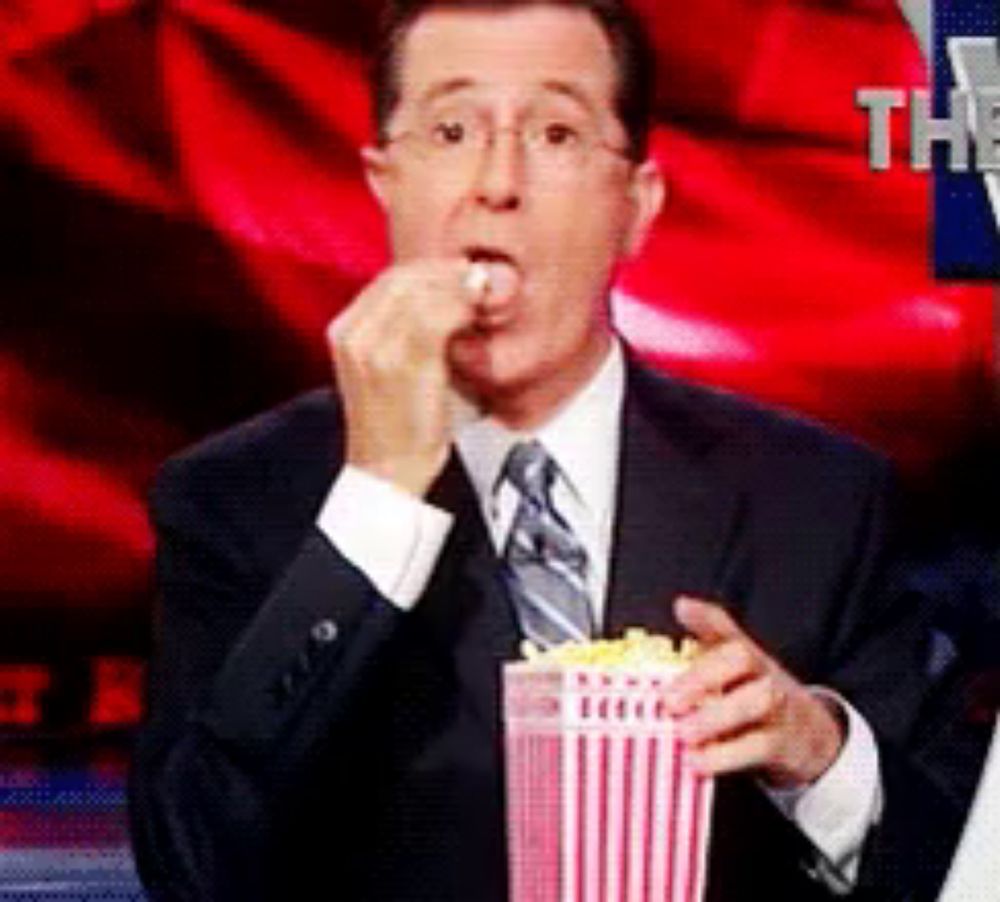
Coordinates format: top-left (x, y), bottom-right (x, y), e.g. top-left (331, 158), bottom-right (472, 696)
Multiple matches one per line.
top-left (365, 5), bottom-right (663, 422)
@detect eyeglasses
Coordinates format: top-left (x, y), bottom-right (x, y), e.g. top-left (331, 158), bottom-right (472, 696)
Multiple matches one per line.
top-left (385, 107), bottom-right (631, 174)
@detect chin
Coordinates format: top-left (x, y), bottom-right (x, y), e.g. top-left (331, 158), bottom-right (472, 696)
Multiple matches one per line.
top-left (450, 336), bottom-right (539, 404)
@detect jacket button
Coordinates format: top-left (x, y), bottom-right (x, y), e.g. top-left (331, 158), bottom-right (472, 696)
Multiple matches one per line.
top-left (311, 619), bottom-right (338, 644)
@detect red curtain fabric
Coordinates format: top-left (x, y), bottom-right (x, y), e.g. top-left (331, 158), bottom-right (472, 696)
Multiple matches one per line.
top-left (2, 0), bottom-right (992, 626)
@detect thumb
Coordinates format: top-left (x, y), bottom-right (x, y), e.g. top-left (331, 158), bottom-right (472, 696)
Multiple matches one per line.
top-left (674, 595), bottom-right (743, 646)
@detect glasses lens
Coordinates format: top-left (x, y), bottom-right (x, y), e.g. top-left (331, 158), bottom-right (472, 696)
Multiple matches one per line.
top-left (396, 103), bottom-right (616, 173)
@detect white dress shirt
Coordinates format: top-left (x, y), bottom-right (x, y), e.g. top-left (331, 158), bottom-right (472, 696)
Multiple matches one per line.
top-left (317, 340), bottom-right (881, 890)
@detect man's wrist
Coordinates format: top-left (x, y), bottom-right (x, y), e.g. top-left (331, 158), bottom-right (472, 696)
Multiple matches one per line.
top-left (806, 688), bottom-right (850, 783)
top-left (758, 686), bottom-right (847, 790)
top-left (764, 690), bottom-right (882, 890)
top-left (317, 465), bottom-right (453, 608)
top-left (345, 450), bottom-right (449, 499)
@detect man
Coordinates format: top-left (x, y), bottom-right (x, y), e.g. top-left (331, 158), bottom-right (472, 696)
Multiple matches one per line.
top-left (129, 1), bottom-right (978, 899)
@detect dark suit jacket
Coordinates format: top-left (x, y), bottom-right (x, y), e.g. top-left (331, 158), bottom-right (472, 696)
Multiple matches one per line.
top-left (129, 359), bottom-right (982, 901)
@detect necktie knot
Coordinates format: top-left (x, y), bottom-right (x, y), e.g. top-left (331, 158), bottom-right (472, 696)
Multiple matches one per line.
top-left (503, 440), bottom-right (555, 503)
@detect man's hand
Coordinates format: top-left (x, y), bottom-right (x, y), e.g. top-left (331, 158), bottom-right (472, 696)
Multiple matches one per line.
top-left (327, 260), bottom-right (482, 498)
top-left (666, 596), bottom-right (845, 789)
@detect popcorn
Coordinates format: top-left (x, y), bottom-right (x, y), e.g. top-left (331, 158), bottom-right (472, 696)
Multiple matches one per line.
top-left (503, 630), bottom-right (714, 902)
top-left (520, 629), bottom-right (701, 668)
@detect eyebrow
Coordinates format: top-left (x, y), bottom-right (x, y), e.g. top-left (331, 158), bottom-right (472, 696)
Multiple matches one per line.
top-left (537, 80), bottom-right (602, 117)
top-left (417, 77), bottom-right (477, 106)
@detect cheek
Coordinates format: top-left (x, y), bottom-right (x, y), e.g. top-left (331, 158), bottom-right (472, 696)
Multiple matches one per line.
top-left (388, 179), bottom-right (463, 256)
top-left (525, 289), bottom-right (606, 358)
top-left (532, 239), bottom-right (620, 315)
top-left (391, 203), bottom-right (436, 255)
top-left (532, 195), bottom-right (631, 275)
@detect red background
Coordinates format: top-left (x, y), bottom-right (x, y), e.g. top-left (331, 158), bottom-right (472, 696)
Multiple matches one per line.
top-left (1, 0), bottom-right (994, 724)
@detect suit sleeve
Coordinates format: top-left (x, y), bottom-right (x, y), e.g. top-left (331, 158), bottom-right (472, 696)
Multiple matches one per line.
top-left (817, 458), bottom-right (990, 900)
top-left (129, 453), bottom-right (407, 901)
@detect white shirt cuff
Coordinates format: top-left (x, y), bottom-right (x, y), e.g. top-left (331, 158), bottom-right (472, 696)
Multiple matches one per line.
top-left (316, 465), bottom-right (453, 610)
top-left (763, 687), bottom-right (883, 893)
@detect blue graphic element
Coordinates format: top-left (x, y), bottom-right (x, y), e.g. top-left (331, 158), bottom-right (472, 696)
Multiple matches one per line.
top-left (934, 0), bottom-right (1000, 277)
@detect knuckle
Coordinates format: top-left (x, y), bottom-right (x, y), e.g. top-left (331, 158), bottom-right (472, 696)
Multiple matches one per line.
top-left (367, 347), bottom-right (398, 376)
top-left (416, 311), bottom-right (449, 340)
top-left (759, 730), bottom-right (780, 760)
top-left (695, 705), bottom-right (718, 736)
top-left (339, 335), bottom-right (369, 366)
top-left (696, 748), bottom-right (718, 774)
top-left (744, 733), bottom-right (766, 764)
top-left (729, 694), bottom-right (756, 732)
top-left (756, 681), bottom-right (780, 719)
top-left (769, 679), bottom-right (788, 712)
top-left (697, 649), bottom-right (724, 680)
top-left (711, 606), bottom-right (736, 632)
top-left (712, 704), bottom-right (737, 737)
top-left (727, 641), bottom-right (753, 673)
top-left (328, 317), bottom-right (354, 350)
top-left (373, 267), bottom-right (403, 295)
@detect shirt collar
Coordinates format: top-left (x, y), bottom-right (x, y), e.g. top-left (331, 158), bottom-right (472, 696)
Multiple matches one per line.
top-left (455, 340), bottom-right (625, 520)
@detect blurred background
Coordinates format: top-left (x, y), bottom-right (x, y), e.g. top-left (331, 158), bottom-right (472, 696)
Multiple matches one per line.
top-left (1, 0), bottom-right (995, 894)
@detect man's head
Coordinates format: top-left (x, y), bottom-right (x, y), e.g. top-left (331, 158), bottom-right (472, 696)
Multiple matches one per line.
top-left (362, 0), bottom-right (664, 425)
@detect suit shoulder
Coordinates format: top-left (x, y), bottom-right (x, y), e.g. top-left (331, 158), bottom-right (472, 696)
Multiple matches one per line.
top-left (630, 362), bottom-right (889, 481)
top-left (153, 388), bottom-right (341, 508)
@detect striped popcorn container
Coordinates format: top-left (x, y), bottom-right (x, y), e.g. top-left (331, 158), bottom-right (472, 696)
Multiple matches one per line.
top-left (503, 661), bottom-right (714, 902)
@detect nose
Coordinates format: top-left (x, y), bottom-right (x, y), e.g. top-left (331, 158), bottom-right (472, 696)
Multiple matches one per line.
top-left (472, 128), bottom-right (523, 212)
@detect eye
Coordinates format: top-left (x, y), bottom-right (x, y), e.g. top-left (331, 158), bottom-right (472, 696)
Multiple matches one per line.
top-left (542, 122), bottom-right (579, 147)
top-left (431, 120), bottom-right (467, 145)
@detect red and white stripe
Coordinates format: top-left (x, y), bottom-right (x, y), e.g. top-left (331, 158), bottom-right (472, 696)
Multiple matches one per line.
top-left (505, 666), bottom-right (714, 902)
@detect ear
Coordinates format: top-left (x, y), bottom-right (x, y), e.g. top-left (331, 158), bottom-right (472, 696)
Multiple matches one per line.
top-left (622, 159), bottom-right (666, 256)
top-left (361, 144), bottom-right (392, 210)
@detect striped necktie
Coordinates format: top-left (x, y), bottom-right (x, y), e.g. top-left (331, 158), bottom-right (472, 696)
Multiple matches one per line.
top-left (501, 440), bottom-right (594, 648)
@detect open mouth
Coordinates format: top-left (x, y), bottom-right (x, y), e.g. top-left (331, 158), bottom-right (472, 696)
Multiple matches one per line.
top-left (464, 245), bottom-right (518, 267)
top-left (460, 246), bottom-right (522, 334)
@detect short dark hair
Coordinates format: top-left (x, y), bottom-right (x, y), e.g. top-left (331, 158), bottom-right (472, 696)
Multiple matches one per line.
top-left (371, 0), bottom-right (656, 162)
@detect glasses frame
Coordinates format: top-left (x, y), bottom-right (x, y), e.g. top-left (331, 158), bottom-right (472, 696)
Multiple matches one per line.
top-left (382, 111), bottom-right (633, 168)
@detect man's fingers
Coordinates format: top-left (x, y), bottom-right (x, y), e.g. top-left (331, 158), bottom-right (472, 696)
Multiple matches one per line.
top-left (685, 727), bottom-right (778, 778)
top-left (665, 639), bottom-right (763, 714)
top-left (330, 260), bottom-right (477, 367)
top-left (674, 596), bottom-right (745, 646)
top-left (676, 674), bottom-right (784, 746)
top-left (326, 299), bottom-right (357, 348)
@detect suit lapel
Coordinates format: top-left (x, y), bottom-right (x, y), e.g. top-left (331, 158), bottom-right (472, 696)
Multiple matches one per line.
top-left (605, 362), bottom-right (745, 638)
top-left (422, 453), bottom-right (520, 726)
